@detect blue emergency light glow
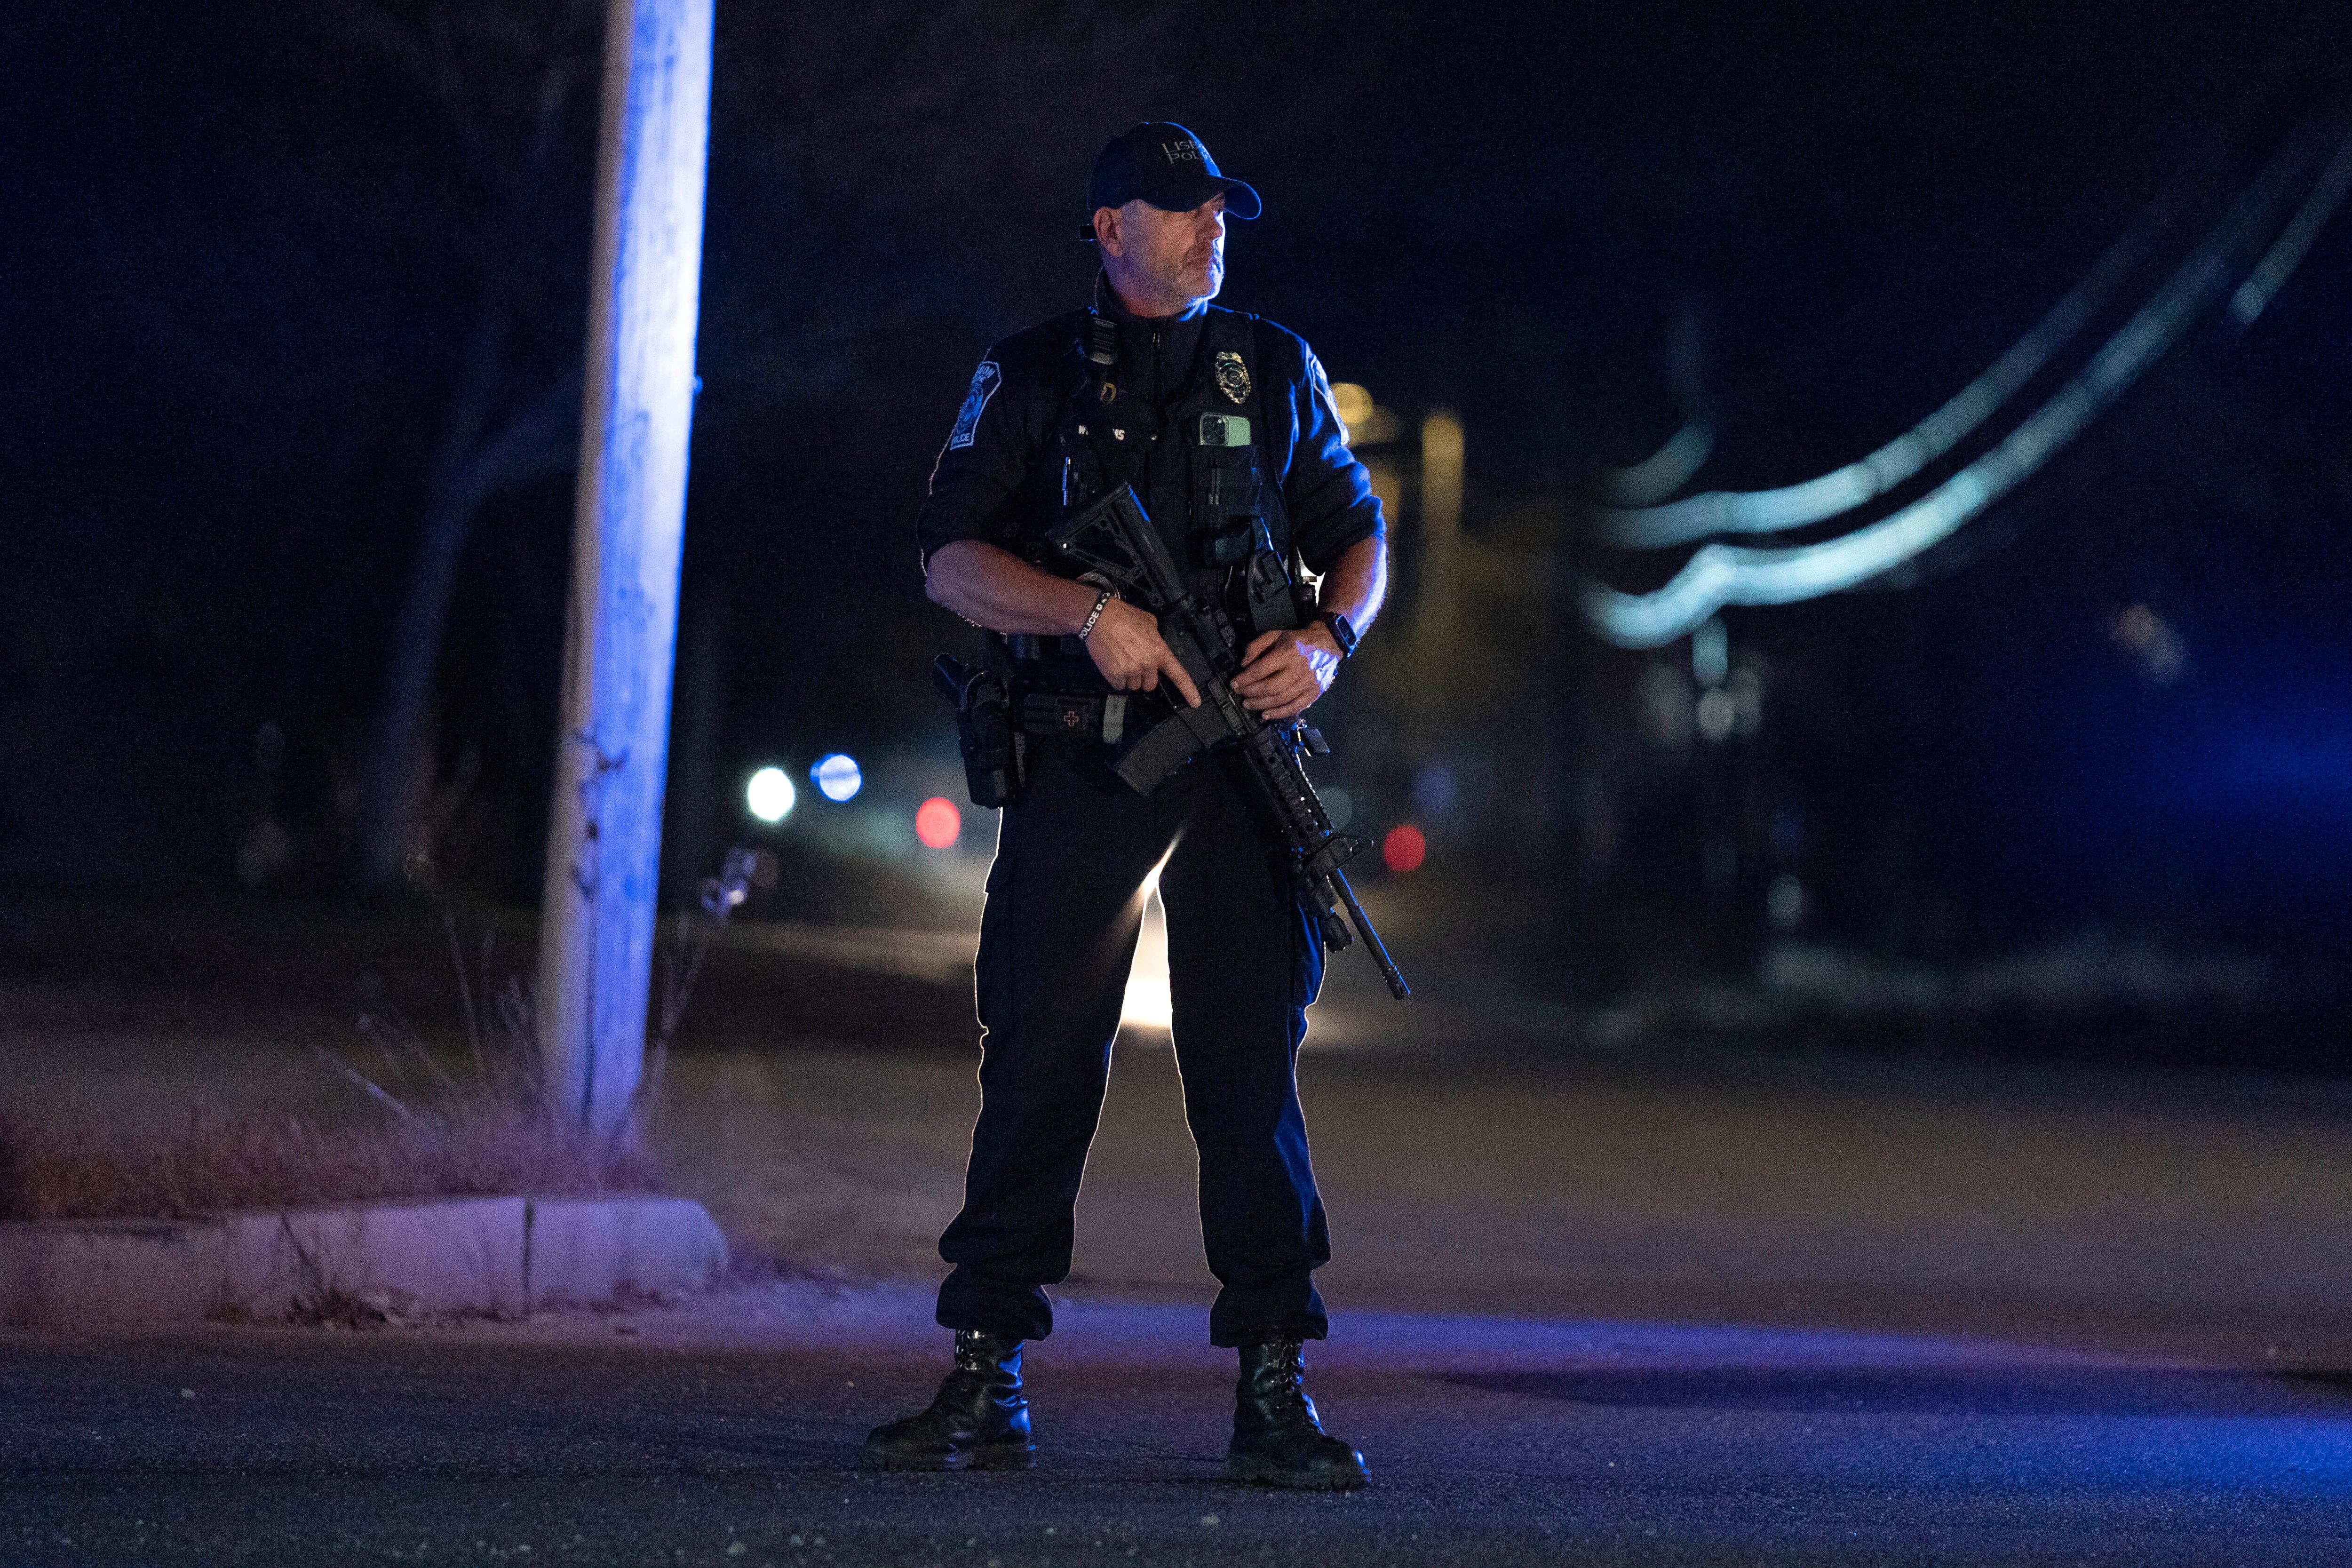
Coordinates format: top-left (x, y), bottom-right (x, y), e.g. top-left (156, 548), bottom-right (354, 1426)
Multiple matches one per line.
top-left (811, 753), bottom-right (862, 802)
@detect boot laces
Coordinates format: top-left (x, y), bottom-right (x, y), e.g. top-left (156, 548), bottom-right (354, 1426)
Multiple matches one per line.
top-left (953, 1329), bottom-right (1019, 1378)
top-left (1256, 1339), bottom-right (1314, 1421)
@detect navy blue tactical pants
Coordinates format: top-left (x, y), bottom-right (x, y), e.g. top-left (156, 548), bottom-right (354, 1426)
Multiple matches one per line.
top-left (936, 735), bottom-right (1331, 1347)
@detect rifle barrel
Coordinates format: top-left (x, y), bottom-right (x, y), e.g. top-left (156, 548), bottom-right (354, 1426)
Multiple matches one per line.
top-left (1331, 868), bottom-right (1410, 1000)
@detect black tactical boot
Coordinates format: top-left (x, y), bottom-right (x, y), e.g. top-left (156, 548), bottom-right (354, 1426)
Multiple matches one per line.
top-left (1225, 1337), bottom-right (1368, 1490)
top-left (863, 1329), bottom-right (1035, 1471)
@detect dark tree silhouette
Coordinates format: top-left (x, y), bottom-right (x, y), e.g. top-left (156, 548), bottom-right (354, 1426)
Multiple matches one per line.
top-left (335, 0), bottom-right (599, 889)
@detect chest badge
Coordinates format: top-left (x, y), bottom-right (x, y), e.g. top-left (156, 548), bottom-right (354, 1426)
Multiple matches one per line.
top-left (1214, 351), bottom-right (1251, 407)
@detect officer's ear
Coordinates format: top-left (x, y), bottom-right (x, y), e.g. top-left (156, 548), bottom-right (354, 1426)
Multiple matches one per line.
top-left (1093, 206), bottom-right (1125, 257)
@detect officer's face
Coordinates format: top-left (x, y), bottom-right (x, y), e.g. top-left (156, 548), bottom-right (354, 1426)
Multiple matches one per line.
top-left (1110, 195), bottom-right (1226, 306)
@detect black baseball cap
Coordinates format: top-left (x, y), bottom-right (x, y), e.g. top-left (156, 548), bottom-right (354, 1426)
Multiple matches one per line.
top-left (1079, 122), bottom-right (1262, 242)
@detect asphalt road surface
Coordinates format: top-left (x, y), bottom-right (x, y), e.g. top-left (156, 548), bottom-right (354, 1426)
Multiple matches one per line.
top-left (11, 901), bottom-right (2352, 1563)
top-left (8, 1283), bottom-right (2352, 1568)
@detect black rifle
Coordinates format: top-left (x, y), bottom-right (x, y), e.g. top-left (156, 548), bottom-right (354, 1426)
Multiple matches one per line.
top-left (1043, 484), bottom-right (1410, 1000)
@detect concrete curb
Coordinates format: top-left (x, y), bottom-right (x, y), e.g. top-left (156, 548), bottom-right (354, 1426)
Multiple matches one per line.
top-left (0, 1194), bottom-right (727, 1330)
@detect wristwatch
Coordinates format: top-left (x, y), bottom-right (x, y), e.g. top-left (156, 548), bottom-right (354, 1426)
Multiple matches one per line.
top-left (1314, 610), bottom-right (1358, 660)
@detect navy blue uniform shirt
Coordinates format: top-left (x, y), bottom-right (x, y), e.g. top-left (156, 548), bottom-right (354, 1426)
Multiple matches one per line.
top-left (917, 279), bottom-right (1385, 577)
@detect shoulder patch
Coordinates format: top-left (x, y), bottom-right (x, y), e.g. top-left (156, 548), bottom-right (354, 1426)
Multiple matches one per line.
top-left (946, 360), bottom-right (1002, 450)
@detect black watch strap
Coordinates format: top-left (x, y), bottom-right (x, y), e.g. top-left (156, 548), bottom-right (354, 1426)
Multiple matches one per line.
top-left (1315, 610), bottom-right (1358, 659)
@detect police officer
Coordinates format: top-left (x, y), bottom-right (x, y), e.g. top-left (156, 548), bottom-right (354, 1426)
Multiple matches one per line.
top-left (866, 123), bottom-right (1388, 1490)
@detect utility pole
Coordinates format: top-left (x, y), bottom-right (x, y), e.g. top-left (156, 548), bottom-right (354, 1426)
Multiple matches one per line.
top-left (535, 0), bottom-right (714, 1134)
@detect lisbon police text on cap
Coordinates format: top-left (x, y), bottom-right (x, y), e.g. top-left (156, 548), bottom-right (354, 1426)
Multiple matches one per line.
top-left (1080, 122), bottom-right (1262, 241)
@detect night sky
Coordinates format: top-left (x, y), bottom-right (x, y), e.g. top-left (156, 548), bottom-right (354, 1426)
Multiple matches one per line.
top-left (2, 2), bottom-right (2345, 990)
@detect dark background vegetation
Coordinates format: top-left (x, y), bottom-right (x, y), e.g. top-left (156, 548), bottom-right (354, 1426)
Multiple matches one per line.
top-left (2, 1), bottom-right (2346, 1052)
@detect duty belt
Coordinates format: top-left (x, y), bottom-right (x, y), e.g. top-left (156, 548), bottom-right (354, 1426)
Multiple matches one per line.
top-left (1017, 689), bottom-right (1133, 746)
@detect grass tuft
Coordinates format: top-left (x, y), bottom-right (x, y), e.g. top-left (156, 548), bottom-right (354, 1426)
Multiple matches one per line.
top-left (0, 1098), bottom-right (660, 1223)
top-left (0, 869), bottom-right (769, 1226)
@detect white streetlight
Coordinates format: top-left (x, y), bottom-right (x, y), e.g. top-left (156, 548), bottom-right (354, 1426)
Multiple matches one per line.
top-left (746, 766), bottom-right (796, 824)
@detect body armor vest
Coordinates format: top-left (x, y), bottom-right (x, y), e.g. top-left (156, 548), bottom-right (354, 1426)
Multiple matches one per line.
top-left (1006, 307), bottom-right (1304, 675)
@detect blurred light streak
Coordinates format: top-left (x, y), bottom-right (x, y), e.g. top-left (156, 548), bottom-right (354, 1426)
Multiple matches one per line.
top-left (2232, 131), bottom-right (2352, 327)
top-left (1596, 174), bottom-right (2190, 548)
top-left (1417, 411), bottom-right (1465, 654)
top-left (914, 796), bottom-right (961, 849)
top-left (1601, 304), bottom-right (1715, 505)
top-left (1582, 139), bottom-right (2321, 649)
top-left (745, 765), bottom-right (795, 823)
top-left (1421, 411), bottom-right (1464, 537)
top-left (1383, 823), bottom-right (1427, 874)
top-left (1597, 421), bottom-right (1714, 508)
top-left (1692, 617), bottom-right (1728, 686)
top-left (810, 752), bottom-right (862, 801)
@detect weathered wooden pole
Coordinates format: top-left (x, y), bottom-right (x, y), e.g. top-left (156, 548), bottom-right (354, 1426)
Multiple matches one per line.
top-left (535, 0), bottom-right (714, 1133)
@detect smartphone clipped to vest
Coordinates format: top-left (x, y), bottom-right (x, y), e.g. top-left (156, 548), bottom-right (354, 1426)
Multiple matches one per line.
top-left (1197, 413), bottom-right (1250, 447)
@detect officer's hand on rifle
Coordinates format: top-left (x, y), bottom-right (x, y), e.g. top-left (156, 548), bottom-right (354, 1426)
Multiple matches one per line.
top-left (1232, 626), bottom-right (1342, 721)
top-left (1085, 596), bottom-right (1202, 708)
